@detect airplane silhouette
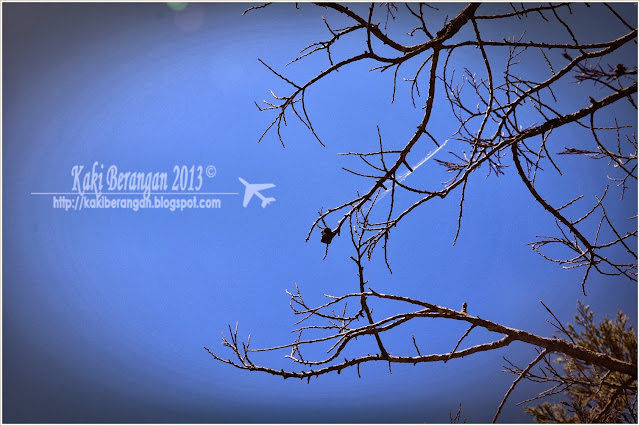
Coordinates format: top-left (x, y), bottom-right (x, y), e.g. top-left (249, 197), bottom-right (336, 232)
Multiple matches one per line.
top-left (239, 177), bottom-right (276, 208)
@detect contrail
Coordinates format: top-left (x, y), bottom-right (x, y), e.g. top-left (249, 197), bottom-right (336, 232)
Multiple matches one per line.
top-left (377, 139), bottom-right (450, 202)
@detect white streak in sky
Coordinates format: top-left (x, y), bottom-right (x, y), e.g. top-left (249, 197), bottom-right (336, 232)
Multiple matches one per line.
top-left (377, 138), bottom-right (450, 202)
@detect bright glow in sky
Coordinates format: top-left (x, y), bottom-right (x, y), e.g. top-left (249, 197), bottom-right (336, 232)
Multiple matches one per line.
top-left (3, 2), bottom-right (637, 423)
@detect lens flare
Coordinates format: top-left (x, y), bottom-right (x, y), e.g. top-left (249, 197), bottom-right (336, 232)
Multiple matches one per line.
top-left (166, 3), bottom-right (187, 11)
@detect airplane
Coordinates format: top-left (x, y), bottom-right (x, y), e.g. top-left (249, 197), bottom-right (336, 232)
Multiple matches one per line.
top-left (239, 177), bottom-right (276, 208)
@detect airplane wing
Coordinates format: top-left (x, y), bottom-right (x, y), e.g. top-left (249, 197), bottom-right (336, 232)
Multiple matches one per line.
top-left (242, 190), bottom-right (254, 207)
top-left (250, 183), bottom-right (275, 191)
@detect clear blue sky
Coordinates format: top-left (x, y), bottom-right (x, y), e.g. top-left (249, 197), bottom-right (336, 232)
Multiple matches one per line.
top-left (3, 2), bottom-right (637, 423)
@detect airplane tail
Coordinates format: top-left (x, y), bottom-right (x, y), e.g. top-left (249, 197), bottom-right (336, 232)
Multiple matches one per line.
top-left (261, 197), bottom-right (276, 208)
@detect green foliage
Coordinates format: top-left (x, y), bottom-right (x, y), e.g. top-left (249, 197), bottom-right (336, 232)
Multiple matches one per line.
top-left (525, 302), bottom-right (637, 423)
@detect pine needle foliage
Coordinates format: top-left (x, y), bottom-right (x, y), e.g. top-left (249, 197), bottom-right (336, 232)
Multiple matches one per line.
top-left (525, 302), bottom-right (637, 423)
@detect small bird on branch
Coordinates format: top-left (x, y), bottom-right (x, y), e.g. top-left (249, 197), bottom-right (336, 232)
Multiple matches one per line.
top-left (614, 63), bottom-right (627, 77)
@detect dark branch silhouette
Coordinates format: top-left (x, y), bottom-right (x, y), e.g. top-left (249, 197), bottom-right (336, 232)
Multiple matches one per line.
top-left (208, 3), bottom-right (637, 422)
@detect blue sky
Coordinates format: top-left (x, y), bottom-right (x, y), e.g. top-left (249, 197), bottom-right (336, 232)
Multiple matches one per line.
top-left (2, 2), bottom-right (637, 423)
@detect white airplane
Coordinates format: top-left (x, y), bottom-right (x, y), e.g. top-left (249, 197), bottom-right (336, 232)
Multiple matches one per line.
top-left (239, 177), bottom-right (276, 208)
